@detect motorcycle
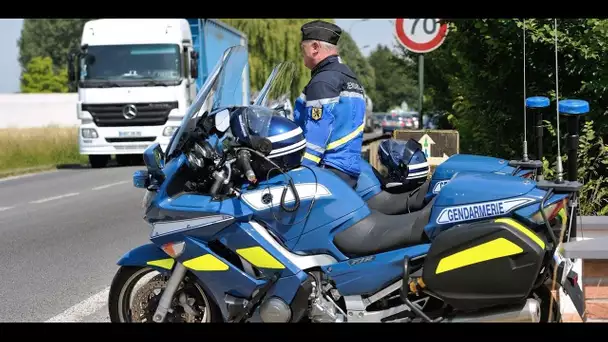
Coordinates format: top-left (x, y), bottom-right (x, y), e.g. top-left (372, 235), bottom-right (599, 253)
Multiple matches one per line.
top-left (108, 45), bottom-right (585, 323)
top-left (356, 96), bottom-right (553, 216)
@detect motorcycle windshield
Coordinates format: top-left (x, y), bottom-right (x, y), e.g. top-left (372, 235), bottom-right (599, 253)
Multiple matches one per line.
top-left (253, 61), bottom-right (296, 108)
top-left (166, 45), bottom-right (249, 159)
top-left (239, 61), bottom-right (297, 138)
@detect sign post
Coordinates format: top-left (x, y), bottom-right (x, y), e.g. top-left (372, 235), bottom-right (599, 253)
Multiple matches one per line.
top-left (394, 19), bottom-right (448, 129)
top-left (393, 129), bottom-right (459, 166)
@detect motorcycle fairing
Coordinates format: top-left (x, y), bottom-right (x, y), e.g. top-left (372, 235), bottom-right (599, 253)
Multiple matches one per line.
top-left (117, 243), bottom-right (176, 274)
top-left (239, 166), bottom-right (371, 250)
top-left (321, 243), bottom-right (430, 296)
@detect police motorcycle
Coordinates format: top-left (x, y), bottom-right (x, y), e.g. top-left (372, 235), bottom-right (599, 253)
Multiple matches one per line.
top-left (108, 45), bottom-right (585, 323)
top-left (356, 95), bottom-right (552, 216)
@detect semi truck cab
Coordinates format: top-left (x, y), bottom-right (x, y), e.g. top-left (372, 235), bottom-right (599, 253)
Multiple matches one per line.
top-left (67, 19), bottom-right (200, 168)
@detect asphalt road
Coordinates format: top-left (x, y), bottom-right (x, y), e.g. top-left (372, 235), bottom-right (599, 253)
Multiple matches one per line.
top-left (0, 165), bottom-right (148, 322)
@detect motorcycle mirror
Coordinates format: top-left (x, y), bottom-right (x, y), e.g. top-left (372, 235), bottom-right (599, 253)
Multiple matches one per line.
top-left (214, 109), bottom-right (231, 133)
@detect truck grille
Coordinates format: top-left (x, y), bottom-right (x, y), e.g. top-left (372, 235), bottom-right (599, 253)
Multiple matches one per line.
top-left (82, 102), bottom-right (179, 127)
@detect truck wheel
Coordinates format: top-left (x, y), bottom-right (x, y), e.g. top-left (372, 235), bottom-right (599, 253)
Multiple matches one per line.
top-left (89, 155), bottom-right (110, 168)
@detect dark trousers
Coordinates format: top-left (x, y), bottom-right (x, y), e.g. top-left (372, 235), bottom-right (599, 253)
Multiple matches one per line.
top-left (325, 166), bottom-right (358, 188)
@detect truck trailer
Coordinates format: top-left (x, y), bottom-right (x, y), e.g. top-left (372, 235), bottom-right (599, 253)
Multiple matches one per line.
top-left (67, 19), bottom-right (249, 168)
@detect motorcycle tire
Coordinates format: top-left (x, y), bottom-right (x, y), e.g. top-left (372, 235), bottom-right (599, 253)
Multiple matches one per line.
top-left (108, 265), bottom-right (222, 323)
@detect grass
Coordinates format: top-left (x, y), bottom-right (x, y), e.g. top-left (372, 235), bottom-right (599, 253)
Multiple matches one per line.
top-left (0, 126), bottom-right (88, 178)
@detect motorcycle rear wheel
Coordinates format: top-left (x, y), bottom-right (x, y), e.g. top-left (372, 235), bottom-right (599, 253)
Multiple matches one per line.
top-left (108, 265), bottom-right (221, 323)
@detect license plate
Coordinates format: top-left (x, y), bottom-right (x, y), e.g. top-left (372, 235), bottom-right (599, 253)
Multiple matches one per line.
top-left (118, 131), bottom-right (142, 137)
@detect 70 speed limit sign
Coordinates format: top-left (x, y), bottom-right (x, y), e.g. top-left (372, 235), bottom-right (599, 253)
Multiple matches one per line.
top-left (394, 18), bottom-right (448, 53)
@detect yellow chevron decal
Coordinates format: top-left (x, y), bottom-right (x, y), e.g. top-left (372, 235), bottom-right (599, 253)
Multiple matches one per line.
top-left (237, 246), bottom-right (285, 269)
top-left (146, 258), bottom-right (175, 270)
top-left (183, 254), bottom-right (229, 271)
top-left (435, 238), bottom-right (523, 274)
top-left (496, 218), bottom-right (546, 249)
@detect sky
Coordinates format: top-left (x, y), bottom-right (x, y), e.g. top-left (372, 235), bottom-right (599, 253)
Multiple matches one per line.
top-left (0, 19), bottom-right (397, 94)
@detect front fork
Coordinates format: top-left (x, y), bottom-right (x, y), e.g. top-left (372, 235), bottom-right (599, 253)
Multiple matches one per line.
top-left (152, 262), bottom-right (188, 323)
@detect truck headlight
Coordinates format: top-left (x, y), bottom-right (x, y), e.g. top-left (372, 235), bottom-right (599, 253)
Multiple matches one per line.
top-left (82, 128), bottom-right (98, 139)
top-left (163, 126), bottom-right (179, 137)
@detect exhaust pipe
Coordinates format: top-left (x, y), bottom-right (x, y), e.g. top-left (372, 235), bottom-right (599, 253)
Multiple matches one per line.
top-left (445, 298), bottom-right (541, 323)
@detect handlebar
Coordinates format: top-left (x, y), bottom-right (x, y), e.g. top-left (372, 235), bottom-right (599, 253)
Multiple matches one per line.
top-left (237, 150), bottom-right (257, 183)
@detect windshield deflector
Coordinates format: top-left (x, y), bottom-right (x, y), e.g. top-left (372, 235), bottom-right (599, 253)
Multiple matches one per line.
top-left (166, 45), bottom-right (249, 159)
top-left (253, 62), bottom-right (296, 109)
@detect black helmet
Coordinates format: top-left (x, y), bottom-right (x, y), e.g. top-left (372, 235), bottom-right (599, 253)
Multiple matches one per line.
top-left (377, 138), bottom-right (429, 192)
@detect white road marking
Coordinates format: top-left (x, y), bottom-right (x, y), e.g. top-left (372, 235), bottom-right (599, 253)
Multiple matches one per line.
top-left (92, 180), bottom-right (129, 191)
top-left (45, 287), bottom-right (110, 322)
top-left (0, 206), bottom-right (14, 212)
top-left (30, 192), bottom-right (79, 204)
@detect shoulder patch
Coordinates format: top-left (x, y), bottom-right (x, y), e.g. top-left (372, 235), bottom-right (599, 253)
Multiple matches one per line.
top-left (311, 107), bottom-right (323, 121)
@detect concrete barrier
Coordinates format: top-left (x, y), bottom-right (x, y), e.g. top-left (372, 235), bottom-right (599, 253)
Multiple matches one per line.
top-left (0, 93), bottom-right (79, 129)
top-left (562, 217), bottom-right (608, 322)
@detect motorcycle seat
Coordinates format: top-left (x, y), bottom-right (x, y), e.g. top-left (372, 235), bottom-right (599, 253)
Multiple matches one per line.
top-left (366, 176), bottom-right (431, 215)
top-left (333, 197), bottom-right (435, 258)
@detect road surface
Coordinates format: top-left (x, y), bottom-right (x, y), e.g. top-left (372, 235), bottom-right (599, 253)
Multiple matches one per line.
top-left (0, 165), bottom-right (147, 322)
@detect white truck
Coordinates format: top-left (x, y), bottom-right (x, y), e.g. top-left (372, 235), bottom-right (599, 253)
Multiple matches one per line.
top-left (67, 19), bottom-right (249, 168)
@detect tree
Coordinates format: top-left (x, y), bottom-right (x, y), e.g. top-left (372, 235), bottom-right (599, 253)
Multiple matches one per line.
top-left (219, 19), bottom-right (375, 102)
top-left (398, 19), bottom-right (608, 158)
top-left (18, 19), bottom-right (89, 92)
top-left (20, 56), bottom-right (69, 93)
top-left (368, 44), bottom-right (418, 112)
top-left (337, 31), bottom-right (376, 101)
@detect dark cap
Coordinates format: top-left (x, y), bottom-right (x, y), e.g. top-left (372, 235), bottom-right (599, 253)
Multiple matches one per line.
top-left (301, 20), bottom-right (342, 45)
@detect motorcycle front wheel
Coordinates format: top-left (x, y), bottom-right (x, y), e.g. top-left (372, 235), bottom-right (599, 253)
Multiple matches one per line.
top-left (108, 265), bottom-right (221, 323)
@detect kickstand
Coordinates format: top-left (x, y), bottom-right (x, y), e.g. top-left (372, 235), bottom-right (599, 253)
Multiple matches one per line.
top-left (400, 256), bottom-right (442, 323)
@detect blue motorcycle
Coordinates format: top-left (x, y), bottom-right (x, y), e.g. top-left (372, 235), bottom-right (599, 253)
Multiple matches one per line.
top-left (357, 95), bottom-right (553, 217)
top-left (108, 46), bottom-right (584, 323)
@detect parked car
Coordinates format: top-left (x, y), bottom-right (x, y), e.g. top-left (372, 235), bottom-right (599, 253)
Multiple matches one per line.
top-left (381, 111), bottom-right (418, 134)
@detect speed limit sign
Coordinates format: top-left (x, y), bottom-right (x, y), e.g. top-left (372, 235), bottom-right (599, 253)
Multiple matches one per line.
top-left (394, 18), bottom-right (448, 53)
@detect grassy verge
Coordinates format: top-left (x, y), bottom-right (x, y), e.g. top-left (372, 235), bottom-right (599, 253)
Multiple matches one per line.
top-left (0, 126), bottom-right (89, 178)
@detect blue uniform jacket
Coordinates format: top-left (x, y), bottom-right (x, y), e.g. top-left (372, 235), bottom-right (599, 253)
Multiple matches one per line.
top-left (293, 55), bottom-right (367, 178)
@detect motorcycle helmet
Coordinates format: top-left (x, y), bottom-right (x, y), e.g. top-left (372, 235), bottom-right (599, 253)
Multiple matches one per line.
top-left (377, 138), bottom-right (429, 192)
top-left (229, 105), bottom-right (306, 178)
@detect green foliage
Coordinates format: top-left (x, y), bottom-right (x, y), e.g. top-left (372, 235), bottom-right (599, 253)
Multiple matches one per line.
top-left (336, 32), bottom-right (376, 101)
top-left (542, 120), bottom-right (608, 216)
top-left (368, 44), bottom-right (418, 112)
top-left (18, 19), bottom-right (89, 92)
top-left (405, 19), bottom-right (608, 159)
top-left (219, 19), bottom-right (375, 102)
top-left (20, 57), bottom-right (69, 93)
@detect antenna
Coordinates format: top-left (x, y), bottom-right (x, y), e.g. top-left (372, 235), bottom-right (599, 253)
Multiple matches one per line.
top-left (509, 19), bottom-right (547, 177)
top-left (522, 19), bottom-right (528, 162)
top-left (537, 18), bottom-right (588, 323)
top-left (553, 18), bottom-right (565, 183)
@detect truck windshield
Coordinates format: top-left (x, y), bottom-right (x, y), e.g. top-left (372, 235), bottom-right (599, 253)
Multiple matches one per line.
top-left (80, 44), bottom-right (181, 85)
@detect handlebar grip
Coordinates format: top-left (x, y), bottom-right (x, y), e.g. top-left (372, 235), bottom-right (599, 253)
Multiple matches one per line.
top-left (238, 150), bottom-right (257, 183)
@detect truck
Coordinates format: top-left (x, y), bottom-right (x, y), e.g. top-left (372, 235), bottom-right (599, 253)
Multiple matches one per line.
top-left (67, 19), bottom-right (250, 168)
